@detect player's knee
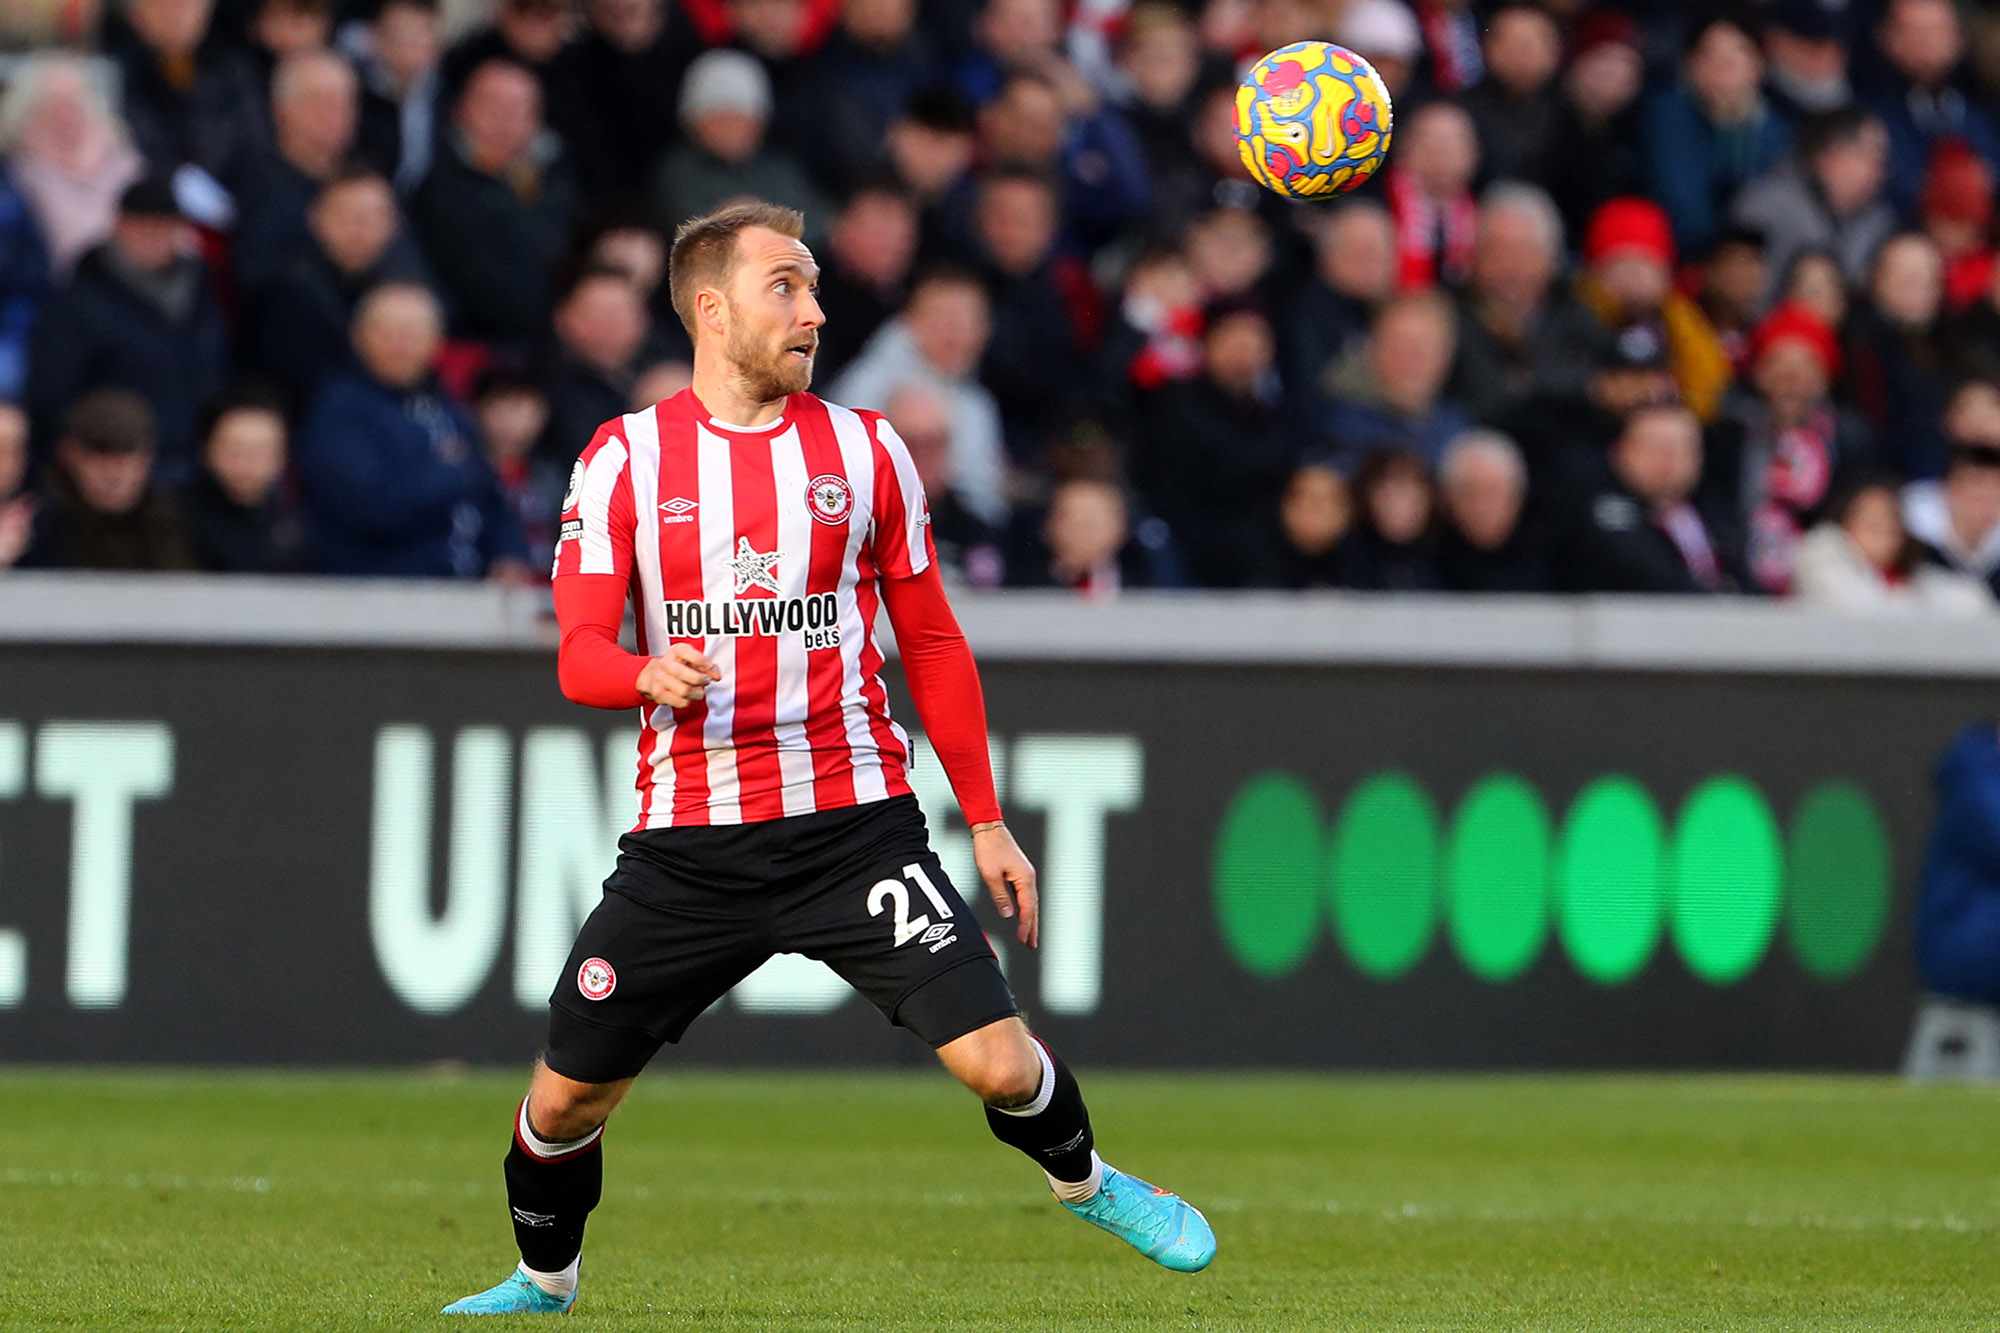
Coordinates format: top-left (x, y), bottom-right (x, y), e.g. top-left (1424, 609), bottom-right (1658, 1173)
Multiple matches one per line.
top-left (527, 1088), bottom-right (611, 1142)
top-left (970, 1043), bottom-right (1045, 1108)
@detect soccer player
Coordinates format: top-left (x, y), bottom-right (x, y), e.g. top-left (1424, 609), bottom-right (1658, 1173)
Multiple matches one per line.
top-left (442, 202), bottom-right (1216, 1315)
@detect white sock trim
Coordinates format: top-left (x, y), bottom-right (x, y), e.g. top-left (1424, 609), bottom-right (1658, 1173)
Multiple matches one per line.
top-left (516, 1097), bottom-right (603, 1160)
top-left (991, 1040), bottom-right (1057, 1118)
top-left (517, 1255), bottom-right (579, 1299)
top-left (1048, 1151), bottom-right (1103, 1204)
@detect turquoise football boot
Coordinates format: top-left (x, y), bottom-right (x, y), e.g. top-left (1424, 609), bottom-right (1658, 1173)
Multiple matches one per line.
top-left (1061, 1164), bottom-right (1217, 1272)
top-left (440, 1269), bottom-right (577, 1315)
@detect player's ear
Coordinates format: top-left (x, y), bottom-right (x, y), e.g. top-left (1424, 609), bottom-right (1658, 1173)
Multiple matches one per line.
top-left (695, 287), bottom-right (727, 338)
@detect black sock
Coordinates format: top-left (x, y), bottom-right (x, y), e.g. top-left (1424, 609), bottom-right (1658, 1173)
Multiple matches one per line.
top-left (984, 1038), bottom-right (1096, 1184)
top-left (504, 1102), bottom-right (603, 1273)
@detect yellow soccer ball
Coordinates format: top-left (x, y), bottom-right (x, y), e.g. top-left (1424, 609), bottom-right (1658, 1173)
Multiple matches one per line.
top-left (1235, 41), bottom-right (1395, 199)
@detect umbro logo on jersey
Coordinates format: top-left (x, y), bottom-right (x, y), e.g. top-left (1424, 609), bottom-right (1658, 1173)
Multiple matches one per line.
top-left (660, 496), bottom-right (698, 524)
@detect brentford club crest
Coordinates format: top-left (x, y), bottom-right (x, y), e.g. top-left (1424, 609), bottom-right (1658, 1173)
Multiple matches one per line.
top-left (806, 474), bottom-right (854, 525)
top-left (577, 957), bottom-right (616, 1001)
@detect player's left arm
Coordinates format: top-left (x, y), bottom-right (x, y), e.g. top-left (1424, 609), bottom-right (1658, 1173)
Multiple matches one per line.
top-left (867, 412), bottom-right (1038, 948)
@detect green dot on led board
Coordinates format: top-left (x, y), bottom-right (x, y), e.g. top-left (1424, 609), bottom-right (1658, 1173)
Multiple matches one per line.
top-left (1786, 782), bottom-right (1890, 982)
top-left (1326, 772), bottom-right (1439, 980)
top-left (1212, 772), bottom-right (1324, 979)
top-left (1555, 776), bottom-right (1665, 985)
top-left (1445, 774), bottom-right (1551, 983)
top-left (1670, 775), bottom-right (1783, 985)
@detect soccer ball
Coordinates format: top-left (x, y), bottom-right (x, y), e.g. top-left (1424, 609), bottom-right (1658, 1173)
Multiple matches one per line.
top-left (1235, 41), bottom-right (1395, 199)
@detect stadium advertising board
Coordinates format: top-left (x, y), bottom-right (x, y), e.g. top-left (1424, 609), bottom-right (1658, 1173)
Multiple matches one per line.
top-left (0, 646), bottom-right (1979, 1069)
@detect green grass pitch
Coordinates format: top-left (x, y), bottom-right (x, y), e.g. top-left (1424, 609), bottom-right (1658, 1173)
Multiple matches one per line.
top-left (5, 1069), bottom-right (1999, 1330)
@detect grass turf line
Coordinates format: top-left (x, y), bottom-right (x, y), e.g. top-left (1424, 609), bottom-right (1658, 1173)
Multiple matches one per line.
top-left (3, 1071), bottom-right (1998, 1330)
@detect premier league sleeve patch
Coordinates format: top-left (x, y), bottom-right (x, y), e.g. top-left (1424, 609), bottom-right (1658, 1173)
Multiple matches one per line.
top-left (561, 459), bottom-right (585, 515)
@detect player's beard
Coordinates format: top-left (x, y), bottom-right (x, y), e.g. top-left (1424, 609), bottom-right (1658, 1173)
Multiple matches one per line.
top-left (725, 318), bottom-right (815, 403)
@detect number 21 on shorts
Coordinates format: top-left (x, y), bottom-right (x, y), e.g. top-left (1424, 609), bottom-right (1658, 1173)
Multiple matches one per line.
top-left (869, 863), bottom-right (957, 949)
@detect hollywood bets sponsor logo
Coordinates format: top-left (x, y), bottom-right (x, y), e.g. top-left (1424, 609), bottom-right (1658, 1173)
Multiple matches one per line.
top-left (806, 474), bottom-right (854, 526)
top-left (660, 592), bottom-right (843, 650)
top-left (577, 957), bottom-right (617, 1001)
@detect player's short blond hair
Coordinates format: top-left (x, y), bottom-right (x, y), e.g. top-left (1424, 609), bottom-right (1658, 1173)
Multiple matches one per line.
top-left (668, 202), bottom-right (806, 339)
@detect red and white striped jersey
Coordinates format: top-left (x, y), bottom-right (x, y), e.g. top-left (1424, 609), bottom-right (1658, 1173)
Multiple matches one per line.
top-left (553, 389), bottom-right (937, 829)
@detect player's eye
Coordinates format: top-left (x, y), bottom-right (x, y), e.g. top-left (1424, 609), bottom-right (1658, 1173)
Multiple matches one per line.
top-left (774, 281), bottom-right (791, 295)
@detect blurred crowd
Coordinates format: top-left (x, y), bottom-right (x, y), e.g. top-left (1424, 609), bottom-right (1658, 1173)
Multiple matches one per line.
top-left (6, 0), bottom-right (2000, 607)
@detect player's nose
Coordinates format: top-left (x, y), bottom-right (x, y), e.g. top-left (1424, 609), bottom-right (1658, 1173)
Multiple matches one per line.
top-left (800, 288), bottom-right (826, 331)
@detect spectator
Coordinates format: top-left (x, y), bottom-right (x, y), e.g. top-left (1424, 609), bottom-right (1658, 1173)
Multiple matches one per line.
top-left (0, 400), bottom-right (32, 569)
top-left (115, 0), bottom-right (269, 205)
top-left (1865, 0), bottom-right (2000, 219)
top-left (177, 387), bottom-right (304, 571)
top-left (1380, 100), bottom-right (1479, 291)
top-left (27, 174), bottom-right (228, 479)
top-left (1712, 303), bottom-right (1872, 593)
top-left (1266, 461), bottom-right (1349, 589)
top-left (1562, 403), bottom-right (1734, 593)
top-left (1286, 200), bottom-right (1394, 420)
top-left (1641, 14), bottom-right (1789, 257)
top-left (1136, 305), bottom-right (1291, 587)
top-left (974, 66), bottom-right (1150, 253)
top-left (19, 387), bottom-right (196, 570)
top-left (882, 381), bottom-right (1004, 588)
top-left (1148, 81), bottom-right (1268, 232)
top-left (885, 86), bottom-right (977, 225)
top-left (557, 0), bottom-right (687, 202)
top-left (474, 369), bottom-right (562, 569)
top-left (651, 50), bottom-right (829, 245)
top-left (1847, 232), bottom-right (1953, 481)
top-left (956, 0), bottom-right (1061, 107)
top-left (439, 0), bottom-right (577, 111)
top-left (1460, 4), bottom-right (1563, 191)
top-left (1696, 225), bottom-right (1770, 370)
top-left (1335, 0), bottom-right (1423, 102)
top-left (247, 164), bottom-right (433, 407)
top-left (1099, 242), bottom-right (1203, 422)
top-left (1183, 204), bottom-right (1272, 307)
top-left (1793, 476), bottom-right (1994, 612)
top-left (544, 266), bottom-right (650, 460)
top-left (1762, 0), bottom-right (1853, 120)
top-left (1920, 141), bottom-right (1994, 312)
top-left (1010, 474), bottom-right (1165, 595)
top-left (630, 358), bottom-right (692, 409)
top-left (1113, 2), bottom-right (1208, 195)
top-left (1338, 446), bottom-right (1440, 591)
top-left (1734, 107), bottom-right (1896, 296)
top-left (0, 54), bottom-right (144, 276)
top-left (1903, 436), bottom-right (2000, 597)
top-left (351, 0), bottom-right (445, 193)
top-left (1449, 182), bottom-right (1600, 439)
top-left (1913, 723), bottom-right (2000, 1010)
top-left (0, 153), bottom-right (48, 407)
top-left (817, 0), bottom-right (938, 194)
top-left (247, 0), bottom-right (333, 89)
top-left (814, 183), bottom-right (919, 379)
top-left (231, 48), bottom-right (360, 293)
top-left (1437, 428), bottom-right (1546, 591)
top-left (968, 168), bottom-right (1091, 460)
top-left (1780, 245), bottom-right (1850, 333)
top-left (1325, 290), bottom-right (1472, 468)
top-left (411, 57), bottom-right (579, 343)
top-left (833, 266), bottom-right (1007, 526)
top-left (1549, 10), bottom-right (1644, 241)
top-left (1574, 196), bottom-right (1733, 424)
top-left (295, 282), bottom-right (528, 577)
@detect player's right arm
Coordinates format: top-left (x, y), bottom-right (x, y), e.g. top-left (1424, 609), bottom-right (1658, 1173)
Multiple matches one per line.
top-left (552, 424), bottom-right (720, 711)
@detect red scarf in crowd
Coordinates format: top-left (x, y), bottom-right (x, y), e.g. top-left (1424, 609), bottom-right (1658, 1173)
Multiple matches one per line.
top-left (1385, 168), bottom-right (1477, 291)
top-left (1746, 403), bottom-right (1837, 593)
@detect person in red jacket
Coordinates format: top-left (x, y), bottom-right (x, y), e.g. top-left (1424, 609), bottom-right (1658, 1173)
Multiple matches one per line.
top-left (441, 201), bottom-right (1215, 1317)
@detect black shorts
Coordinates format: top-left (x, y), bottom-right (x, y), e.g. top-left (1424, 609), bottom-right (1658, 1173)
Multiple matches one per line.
top-left (544, 795), bottom-right (1019, 1083)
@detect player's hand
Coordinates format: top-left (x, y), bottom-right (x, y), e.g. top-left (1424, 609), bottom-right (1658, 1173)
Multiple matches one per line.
top-left (636, 644), bottom-right (722, 709)
top-left (973, 823), bottom-right (1038, 949)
